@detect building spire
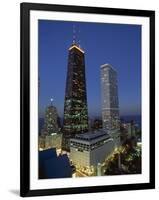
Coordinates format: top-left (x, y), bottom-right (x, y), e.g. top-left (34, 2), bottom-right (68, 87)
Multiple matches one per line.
top-left (72, 25), bottom-right (81, 47)
top-left (73, 24), bottom-right (76, 45)
top-left (78, 29), bottom-right (81, 48)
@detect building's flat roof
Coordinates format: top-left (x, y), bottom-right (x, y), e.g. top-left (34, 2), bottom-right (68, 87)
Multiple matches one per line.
top-left (74, 129), bottom-right (110, 141)
top-left (43, 154), bottom-right (72, 179)
top-left (100, 63), bottom-right (117, 72)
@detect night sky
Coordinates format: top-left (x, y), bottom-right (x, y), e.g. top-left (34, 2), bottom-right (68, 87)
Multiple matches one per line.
top-left (38, 20), bottom-right (141, 118)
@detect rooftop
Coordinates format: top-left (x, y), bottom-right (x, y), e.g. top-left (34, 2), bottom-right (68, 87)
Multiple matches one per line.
top-left (74, 129), bottom-right (110, 141)
top-left (100, 63), bottom-right (117, 72)
top-left (39, 148), bottom-right (72, 179)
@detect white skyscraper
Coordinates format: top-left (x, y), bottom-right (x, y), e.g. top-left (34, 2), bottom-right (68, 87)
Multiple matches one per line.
top-left (100, 64), bottom-right (120, 132)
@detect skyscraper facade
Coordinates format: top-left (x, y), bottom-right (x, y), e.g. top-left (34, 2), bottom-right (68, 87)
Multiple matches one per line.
top-left (42, 99), bottom-right (59, 136)
top-left (62, 42), bottom-right (89, 151)
top-left (101, 64), bottom-right (120, 131)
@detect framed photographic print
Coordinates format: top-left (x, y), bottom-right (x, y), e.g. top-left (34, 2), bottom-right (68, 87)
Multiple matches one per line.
top-left (20, 2), bottom-right (155, 197)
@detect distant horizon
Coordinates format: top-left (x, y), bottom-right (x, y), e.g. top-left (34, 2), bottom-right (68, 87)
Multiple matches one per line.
top-left (39, 20), bottom-right (141, 118)
top-left (39, 113), bottom-right (141, 119)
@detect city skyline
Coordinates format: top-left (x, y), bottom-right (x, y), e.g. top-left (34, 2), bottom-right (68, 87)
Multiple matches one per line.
top-left (38, 20), bottom-right (141, 118)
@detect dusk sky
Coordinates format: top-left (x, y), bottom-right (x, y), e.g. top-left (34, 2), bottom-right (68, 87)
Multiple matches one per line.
top-left (38, 20), bottom-right (141, 118)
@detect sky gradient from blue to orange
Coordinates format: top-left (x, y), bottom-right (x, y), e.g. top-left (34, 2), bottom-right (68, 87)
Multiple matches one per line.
top-left (38, 20), bottom-right (141, 118)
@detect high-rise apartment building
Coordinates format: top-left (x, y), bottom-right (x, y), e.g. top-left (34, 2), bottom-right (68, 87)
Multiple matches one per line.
top-left (101, 64), bottom-right (120, 131)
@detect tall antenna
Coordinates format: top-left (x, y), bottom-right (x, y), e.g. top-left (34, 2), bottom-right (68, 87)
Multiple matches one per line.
top-left (78, 29), bottom-right (81, 48)
top-left (73, 24), bottom-right (76, 44)
top-left (72, 24), bottom-right (81, 48)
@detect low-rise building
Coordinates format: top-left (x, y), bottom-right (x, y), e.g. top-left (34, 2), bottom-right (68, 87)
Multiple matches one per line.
top-left (39, 148), bottom-right (72, 179)
top-left (70, 130), bottom-right (114, 168)
top-left (39, 133), bottom-right (62, 150)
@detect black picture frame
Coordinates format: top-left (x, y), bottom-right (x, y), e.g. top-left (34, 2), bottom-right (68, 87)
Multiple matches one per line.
top-left (20, 2), bottom-right (155, 197)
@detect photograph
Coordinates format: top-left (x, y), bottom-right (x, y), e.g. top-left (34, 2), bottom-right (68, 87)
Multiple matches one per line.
top-left (38, 20), bottom-right (142, 179)
top-left (20, 3), bottom-right (155, 196)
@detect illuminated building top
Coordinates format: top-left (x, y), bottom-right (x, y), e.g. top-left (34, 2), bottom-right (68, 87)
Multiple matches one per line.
top-left (69, 45), bottom-right (85, 54)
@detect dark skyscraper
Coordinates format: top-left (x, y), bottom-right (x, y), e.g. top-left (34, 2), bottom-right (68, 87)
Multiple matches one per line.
top-left (62, 40), bottom-right (89, 151)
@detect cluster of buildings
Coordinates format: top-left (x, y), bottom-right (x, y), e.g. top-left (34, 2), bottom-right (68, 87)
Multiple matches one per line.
top-left (120, 120), bottom-right (139, 143)
top-left (39, 36), bottom-right (137, 178)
